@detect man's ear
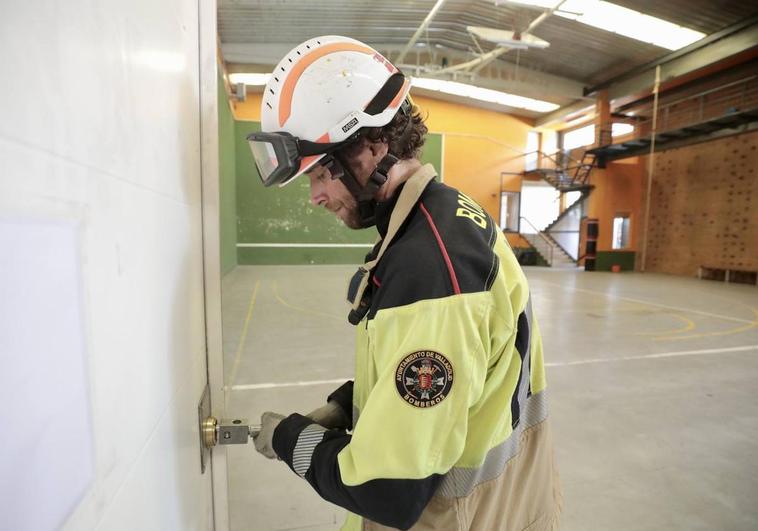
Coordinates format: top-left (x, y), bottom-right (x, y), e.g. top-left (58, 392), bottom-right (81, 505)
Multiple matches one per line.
top-left (367, 140), bottom-right (389, 162)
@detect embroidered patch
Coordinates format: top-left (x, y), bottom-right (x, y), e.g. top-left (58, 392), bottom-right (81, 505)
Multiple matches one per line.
top-left (395, 351), bottom-right (454, 408)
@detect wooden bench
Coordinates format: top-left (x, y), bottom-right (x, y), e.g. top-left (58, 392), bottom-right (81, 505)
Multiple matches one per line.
top-left (699, 265), bottom-right (758, 286)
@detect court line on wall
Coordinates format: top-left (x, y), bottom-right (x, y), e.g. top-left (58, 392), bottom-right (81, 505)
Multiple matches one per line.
top-left (228, 280), bottom-right (261, 387)
top-left (537, 280), bottom-right (756, 324)
top-left (230, 377), bottom-right (349, 391)
top-left (237, 243), bottom-right (373, 248)
top-left (229, 344), bottom-right (758, 390)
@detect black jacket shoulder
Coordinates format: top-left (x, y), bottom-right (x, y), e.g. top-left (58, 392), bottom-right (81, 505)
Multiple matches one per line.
top-left (368, 181), bottom-right (499, 318)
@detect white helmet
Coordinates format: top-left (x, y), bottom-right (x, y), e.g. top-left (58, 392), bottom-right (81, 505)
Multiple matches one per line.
top-left (248, 35), bottom-right (411, 187)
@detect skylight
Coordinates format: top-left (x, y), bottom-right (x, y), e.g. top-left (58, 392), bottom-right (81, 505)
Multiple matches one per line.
top-left (226, 73), bottom-right (559, 113)
top-left (411, 77), bottom-right (560, 113)
top-left (497, 0), bottom-right (705, 50)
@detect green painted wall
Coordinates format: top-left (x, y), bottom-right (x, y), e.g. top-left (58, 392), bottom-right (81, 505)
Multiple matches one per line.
top-left (234, 120), bottom-right (443, 265)
top-left (219, 76), bottom-right (237, 276)
top-left (421, 133), bottom-right (443, 180)
top-left (596, 251), bottom-right (636, 271)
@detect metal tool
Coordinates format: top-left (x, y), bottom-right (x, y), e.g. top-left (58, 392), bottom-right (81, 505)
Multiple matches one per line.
top-left (202, 416), bottom-right (261, 448)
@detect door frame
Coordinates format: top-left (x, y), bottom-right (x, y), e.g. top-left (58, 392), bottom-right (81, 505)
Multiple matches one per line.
top-left (198, 0), bottom-right (230, 529)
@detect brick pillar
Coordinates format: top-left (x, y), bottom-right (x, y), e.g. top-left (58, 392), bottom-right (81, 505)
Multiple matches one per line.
top-left (595, 89), bottom-right (612, 147)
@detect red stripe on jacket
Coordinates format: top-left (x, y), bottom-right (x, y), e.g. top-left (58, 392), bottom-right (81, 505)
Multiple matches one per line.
top-left (419, 202), bottom-right (461, 295)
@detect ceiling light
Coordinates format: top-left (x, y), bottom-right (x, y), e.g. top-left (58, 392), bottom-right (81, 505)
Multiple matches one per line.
top-left (228, 73), bottom-right (271, 86)
top-left (411, 77), bottom-right (559, 113)
top-left (495, 0), bottom-right (557, 8)
top-left (495, 0), bottom-right (705, 50)
top-left (467, 26), bottom-right (550, 49)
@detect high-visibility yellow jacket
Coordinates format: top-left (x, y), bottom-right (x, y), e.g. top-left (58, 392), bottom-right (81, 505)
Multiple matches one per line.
top-left (274, 165), bottom-right (561, 530)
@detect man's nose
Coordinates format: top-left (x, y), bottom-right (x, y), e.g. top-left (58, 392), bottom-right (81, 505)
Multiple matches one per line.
top-left (309, 174), bottom-right (326, 206)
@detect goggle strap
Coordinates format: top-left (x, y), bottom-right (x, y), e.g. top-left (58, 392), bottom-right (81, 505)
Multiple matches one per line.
top-left (297, 136), bottom-right (358, 157)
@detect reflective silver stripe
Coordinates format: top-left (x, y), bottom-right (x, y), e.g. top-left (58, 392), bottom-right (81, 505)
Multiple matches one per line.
top-left (436, 390), bottom-right (548, 498)
top-left (516, 297), bottom-right (534, 424)
top-left (292, 424), bottom-right (328, 478)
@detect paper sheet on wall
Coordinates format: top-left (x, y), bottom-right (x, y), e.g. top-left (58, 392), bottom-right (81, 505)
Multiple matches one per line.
top-left (0, 219), bottom-right (94, 531)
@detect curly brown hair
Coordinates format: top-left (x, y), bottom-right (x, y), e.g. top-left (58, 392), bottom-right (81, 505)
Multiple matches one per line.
top-left (363, 105), bottom-right (428, 160)
top-left (340, 104), bottom-right (428, 160)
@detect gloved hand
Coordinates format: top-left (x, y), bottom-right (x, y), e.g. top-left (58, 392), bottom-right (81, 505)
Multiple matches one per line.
top-left (253, 412), bottom-right (286, 460)
top-left (306, 400), bottom-right (350, 430)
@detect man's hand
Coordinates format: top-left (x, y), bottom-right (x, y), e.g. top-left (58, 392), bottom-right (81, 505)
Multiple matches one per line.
top-left (253, 412), bottom-right (286, 459)
top-left (306, 400), bottom-right (350, 430)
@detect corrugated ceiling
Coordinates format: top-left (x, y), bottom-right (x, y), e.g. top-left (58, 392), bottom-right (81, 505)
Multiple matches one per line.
top-left (219, 0), bottom-right (757, 91)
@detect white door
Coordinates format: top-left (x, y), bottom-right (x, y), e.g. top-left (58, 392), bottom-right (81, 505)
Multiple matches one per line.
top-left (0, 1), bottom-right (222, 529)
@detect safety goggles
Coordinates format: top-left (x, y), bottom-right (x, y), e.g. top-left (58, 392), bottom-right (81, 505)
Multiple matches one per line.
top-left (247, 131), bottom-right (354, 187)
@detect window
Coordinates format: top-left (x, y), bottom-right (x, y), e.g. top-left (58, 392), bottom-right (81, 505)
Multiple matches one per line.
top-left (500, 191), bottom-right (521, 232)
top-left (612, 123), bottom-right (634, 137)
top-left (612, 215), bottom-right (631, 249)
top-left (562, 122), bottom-right (636, 151)
top-left (563, 124), bottom-right (595, 150)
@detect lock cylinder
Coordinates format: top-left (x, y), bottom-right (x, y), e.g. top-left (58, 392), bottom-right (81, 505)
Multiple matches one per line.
top-left (202, 417), bottom-right (260, 448)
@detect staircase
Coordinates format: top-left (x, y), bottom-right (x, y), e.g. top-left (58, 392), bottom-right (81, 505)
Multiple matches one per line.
top-left (524, 151), bottom-right (596, 193)
top-left (519, 216), bottom-right (577, 268)
top-left (521, 231), bottom-right (576, 267)
top-left (544, 187), bottom-right (591, 234)
top-left (513, 150), bottom-right (596, 266)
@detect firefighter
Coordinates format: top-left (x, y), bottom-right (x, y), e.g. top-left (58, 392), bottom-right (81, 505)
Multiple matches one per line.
top-left (248, 35), bottom-right (561, 531)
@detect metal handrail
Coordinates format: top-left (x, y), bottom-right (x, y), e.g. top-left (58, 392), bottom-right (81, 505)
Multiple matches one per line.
top-left (649, 75), bottom-right (756, 111)
top-left (507, 149), bottom-right (586, 170)
top-left (631, 75), bottom-right (758, 137)
top-left (520, 216), bottom-right (554, 266)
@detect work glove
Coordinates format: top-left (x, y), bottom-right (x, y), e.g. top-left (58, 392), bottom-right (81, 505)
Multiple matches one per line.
top-left (306, 400), bottom-right (351, 430)
top-left (252, 412), bottom-right (285, 460)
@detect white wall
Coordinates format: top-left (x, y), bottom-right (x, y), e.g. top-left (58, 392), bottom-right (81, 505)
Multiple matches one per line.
top-left (0, 1), bottom-right (214, 529)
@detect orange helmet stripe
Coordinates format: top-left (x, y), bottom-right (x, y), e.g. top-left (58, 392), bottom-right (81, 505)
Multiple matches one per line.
top-left (279, 43), bottom-right (377, 127)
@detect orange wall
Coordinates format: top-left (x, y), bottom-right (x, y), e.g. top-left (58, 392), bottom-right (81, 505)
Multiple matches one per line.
top-left (411, 94), bottom-right (533, 222)
top-left (233, 92), bottom-right (263, 121)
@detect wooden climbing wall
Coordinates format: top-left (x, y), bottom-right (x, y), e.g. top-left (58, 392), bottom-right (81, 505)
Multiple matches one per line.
top-left (641, 129), bottom-right (758, 276)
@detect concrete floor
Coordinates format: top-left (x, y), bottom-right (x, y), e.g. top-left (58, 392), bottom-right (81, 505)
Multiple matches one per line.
top-left (221, 265), bottom-right (758, 531)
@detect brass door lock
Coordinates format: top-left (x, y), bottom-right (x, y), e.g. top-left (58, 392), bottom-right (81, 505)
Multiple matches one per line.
top-left (202, 416), bottom-right (261, 448)
top-left (197, 385), bottom-right (262, 473)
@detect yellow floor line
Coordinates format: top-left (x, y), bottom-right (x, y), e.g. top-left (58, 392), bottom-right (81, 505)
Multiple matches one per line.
top-left (272, 280), bottom-right (343, 322)
top-left (538, 280), bottom-right (756, 324)
top-left (228, 280), bottom-right (260, 387)
top-left (655, 314), bottom-right (758, 341)
top-left (637, 313), bottom-right (697, 336)
top-left (230, 345), bottom-right (758, 390)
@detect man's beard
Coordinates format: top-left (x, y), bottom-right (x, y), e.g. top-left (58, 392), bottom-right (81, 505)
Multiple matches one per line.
top-left (326, 199), bottom-right (362, 229)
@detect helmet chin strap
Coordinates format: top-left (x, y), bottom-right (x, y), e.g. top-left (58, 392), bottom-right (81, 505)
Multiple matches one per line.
top-left (335, 99), bottom-right (413, 227)
top-left (337, 153), bottom-right (399, 228)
